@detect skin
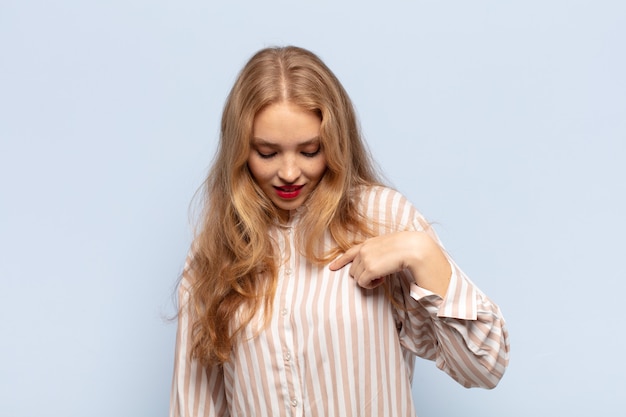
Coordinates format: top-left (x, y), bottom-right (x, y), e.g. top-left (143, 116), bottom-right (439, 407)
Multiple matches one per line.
top-left (328, 232), bottom-right (452, 297)
top-left (248, 101), bottom-right (452, 297)
top-left (248, 101), bottom-right (327, 222)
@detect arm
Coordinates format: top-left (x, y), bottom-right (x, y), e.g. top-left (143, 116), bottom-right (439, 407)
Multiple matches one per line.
top-left (329, 212), bottom-right (509, 388)
top-left (398, 262), bottom-right (510, 389)
top-left (405, 214), bottom-right (509, 388)
top-left (169, 276), bottom-right (230, 417)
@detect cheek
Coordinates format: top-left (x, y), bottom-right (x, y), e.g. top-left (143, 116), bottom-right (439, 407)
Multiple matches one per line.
top-left (247, 157), bottom-right (271, 184)
top-left (310, 158), bottom-right (328, 181)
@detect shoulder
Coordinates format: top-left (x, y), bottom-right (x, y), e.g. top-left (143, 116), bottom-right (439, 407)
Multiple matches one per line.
top-left (355, 185), bottom-right (423, 231)
top-left (356, 185), bottom-right (410, 206)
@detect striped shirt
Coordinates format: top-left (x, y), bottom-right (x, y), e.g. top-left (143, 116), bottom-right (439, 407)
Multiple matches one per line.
top-left (170, 186), bottom-right (510, 417)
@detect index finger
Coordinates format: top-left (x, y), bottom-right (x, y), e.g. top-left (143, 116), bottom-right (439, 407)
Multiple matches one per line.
top-left (328, 245), bottom-right (361, 271)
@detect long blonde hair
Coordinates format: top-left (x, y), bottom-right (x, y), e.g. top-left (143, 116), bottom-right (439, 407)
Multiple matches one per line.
top-left (188, 46), bottom-right (382, 365)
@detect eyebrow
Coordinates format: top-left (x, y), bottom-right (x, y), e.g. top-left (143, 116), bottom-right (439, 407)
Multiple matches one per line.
top-left (251, 137), bottom-right (321, 148)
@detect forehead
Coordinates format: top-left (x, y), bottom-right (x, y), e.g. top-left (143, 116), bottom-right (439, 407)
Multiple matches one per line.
top-left (252, 102), bottom-right (321, 143)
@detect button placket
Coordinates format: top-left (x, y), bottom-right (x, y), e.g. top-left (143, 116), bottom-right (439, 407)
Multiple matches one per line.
top-left (279, 226), bottom-right (293, 321)
top-left (282, 224), bottom-right (303, 415)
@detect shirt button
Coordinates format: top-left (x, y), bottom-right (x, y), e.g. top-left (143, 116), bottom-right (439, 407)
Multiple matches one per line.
top-left (280, 308), bottom-right (288, 316)
top-left (285, 268), bottom-right (293, 275)
top-left (291, 399), bottom-right (298, 407)
top-left (284, 351), bottom-right (291, 361)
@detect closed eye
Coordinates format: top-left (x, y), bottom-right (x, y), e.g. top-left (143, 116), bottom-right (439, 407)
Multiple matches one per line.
top-left (257, 151), bottom-right (277, 159)
top-left (301, 148), bottom-right (321, 158)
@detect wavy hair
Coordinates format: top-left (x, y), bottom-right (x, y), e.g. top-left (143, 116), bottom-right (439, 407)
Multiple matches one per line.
top-left (187, 46), bottom-right (383, 365)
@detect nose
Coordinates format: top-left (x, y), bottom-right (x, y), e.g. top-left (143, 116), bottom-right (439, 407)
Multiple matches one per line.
top-left (277, 155), bottom-right (301, 184)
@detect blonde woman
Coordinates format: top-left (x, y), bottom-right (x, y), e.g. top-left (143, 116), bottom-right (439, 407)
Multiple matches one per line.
top-left (170, 46), bottom-right (509, 417)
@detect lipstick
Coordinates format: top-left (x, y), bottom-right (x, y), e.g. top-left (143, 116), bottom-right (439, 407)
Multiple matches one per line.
top-left (274, 185), bottom-right (303, 199)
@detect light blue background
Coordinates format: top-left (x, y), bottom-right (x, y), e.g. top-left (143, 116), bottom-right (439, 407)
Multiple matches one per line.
top-left (1, 1), bottom-right (625, 416)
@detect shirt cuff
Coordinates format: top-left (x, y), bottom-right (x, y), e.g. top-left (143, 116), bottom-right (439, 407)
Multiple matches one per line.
top-left (408, 260), bottom-right (478, 320)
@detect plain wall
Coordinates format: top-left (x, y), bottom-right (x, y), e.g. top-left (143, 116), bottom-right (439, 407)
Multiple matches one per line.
top-left (1, 1), bottom-right (625, 416)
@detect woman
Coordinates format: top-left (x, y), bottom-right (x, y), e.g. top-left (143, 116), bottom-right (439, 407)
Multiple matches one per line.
top-left (170, 46), bottom-right (509, 417)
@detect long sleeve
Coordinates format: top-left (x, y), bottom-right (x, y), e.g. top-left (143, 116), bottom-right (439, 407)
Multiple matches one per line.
top-left (393, 211), bottom-right (510, 389)
top-left (169, 276), bottom-right (230, 417)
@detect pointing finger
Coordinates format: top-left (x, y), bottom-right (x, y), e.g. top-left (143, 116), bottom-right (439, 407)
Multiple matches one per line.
top-left (328, 245), bottom-right (361, 271)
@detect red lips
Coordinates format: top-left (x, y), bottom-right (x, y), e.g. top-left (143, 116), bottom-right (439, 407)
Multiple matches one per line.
top-left (274, 185), bottom-right (304, 199)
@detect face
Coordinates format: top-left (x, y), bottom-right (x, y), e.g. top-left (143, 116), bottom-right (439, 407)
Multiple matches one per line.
top-left (248, 101), bottom-right (327, 220)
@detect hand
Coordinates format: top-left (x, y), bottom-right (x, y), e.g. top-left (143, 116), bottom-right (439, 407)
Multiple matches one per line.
top-left (328, 231), bottom-right (451, 295)
top-left (328, 232), bottom-right (416, 289)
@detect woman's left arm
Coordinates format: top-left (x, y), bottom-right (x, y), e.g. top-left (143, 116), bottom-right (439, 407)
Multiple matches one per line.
top-left (329, 230), bottom-right (510, 389)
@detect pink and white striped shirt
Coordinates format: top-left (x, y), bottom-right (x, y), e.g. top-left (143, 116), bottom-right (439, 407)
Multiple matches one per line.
top-left (170, 186), bottom-right (509, 417)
